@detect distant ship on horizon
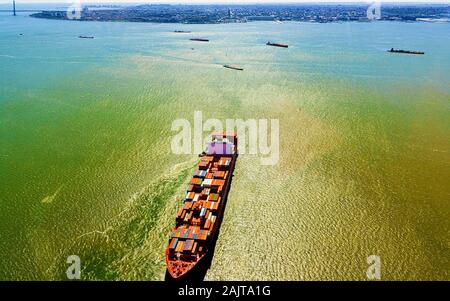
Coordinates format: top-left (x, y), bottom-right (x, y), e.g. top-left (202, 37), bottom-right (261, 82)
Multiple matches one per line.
top-left (266, 41), bottom-right (288, 48)
top-left (388, 48), bottom-right (424, 55)
top-left (190, 38), bottom-right (209, 42)
top-left (223, 64), bottom-right (244, 71)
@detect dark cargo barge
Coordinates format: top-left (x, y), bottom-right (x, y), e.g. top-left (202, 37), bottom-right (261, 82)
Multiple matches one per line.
top-left (223, 65), bottom-right (244, 71)
top-left (266, 41), bottom-right (288, 48)
top-left (388, 48), bottom-right (424, 55)
top-left (190, 38), bottom-right (209, 42)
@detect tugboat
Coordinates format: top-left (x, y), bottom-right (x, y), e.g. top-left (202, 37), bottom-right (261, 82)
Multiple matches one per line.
top-left (165, 133), bottom-right (238, 280)
top-left (388, 48), bottom-right (424, 55)
top-left (266, 41), bottom-right (288, 48)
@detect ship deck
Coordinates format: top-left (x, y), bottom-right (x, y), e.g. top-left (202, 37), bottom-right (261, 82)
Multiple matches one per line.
top-left (166, 133), bottom-right (237, 279)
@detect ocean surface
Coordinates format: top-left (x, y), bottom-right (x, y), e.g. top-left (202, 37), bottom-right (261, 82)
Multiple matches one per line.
top-left (0, 11), bottom-right (449, 280)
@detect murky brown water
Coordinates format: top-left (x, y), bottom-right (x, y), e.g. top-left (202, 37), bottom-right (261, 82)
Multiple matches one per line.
top-left (1, 17), bottom-right (449, 280)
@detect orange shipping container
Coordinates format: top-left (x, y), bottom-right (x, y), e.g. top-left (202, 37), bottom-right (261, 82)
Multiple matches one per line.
top-left (175, 241), bottom-right (184, 252)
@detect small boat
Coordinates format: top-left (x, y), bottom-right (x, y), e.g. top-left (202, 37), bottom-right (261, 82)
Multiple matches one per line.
top-left (78, 36), bottom-right (94, 39)
top-left (174, 30), bottom-right (191, 33)
top-left (266, 41), bottom-right (288, 48)
top-left (387, 48), bottom-right (424, 55)
top-left (223, 65), bottom-right (244, 71)
top-left (190, 38), bottom-right (209, 42)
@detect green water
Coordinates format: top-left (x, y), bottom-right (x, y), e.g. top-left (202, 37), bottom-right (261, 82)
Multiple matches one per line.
top-left (0, 13), bottom-right (449, 280)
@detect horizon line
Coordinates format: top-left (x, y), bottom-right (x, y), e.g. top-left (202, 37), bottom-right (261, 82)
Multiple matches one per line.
top-left (2, 1), bottom-right (449, 5)
top-left (0, 0), bottom-right (450, 5)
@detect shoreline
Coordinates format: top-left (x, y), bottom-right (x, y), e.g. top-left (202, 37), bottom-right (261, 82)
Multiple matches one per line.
top-left (29, 13), bottom-right (450, 25)
top-left (28, 4), bottom-right (450, 25)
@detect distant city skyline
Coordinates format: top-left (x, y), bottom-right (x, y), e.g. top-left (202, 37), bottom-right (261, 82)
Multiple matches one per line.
top-left (2, 0), bottom-right (449, 4)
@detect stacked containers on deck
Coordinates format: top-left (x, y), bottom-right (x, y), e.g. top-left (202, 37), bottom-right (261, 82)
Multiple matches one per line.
top-left (167, 133), bottom-right (237, 265)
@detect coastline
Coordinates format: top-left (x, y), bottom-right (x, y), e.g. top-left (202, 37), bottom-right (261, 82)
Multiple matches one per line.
top-left (29, 4), bottom-right (450, 24)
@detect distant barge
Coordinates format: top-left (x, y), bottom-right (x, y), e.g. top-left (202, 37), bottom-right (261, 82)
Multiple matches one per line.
top-left (166, 133), bottom-right (238, 280)
top-left (223, 65), bottom-right (244, 71)
top-left (266, 41), bottom-right (288, 48)
top-left (388, 48), bottom-right (424, 55)
top-left (190, 38), bottom-right (209, 42)
top-left (174, 30), bottom-right (191, 33)
top-left (79, 36), bottom-right (94, 39)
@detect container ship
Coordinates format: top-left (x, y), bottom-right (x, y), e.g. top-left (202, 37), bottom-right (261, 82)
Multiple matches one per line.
top-left (165, 133), bottom-right (238, 280)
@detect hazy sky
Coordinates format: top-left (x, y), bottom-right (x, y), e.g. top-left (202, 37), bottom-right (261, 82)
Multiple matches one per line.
top-left (3, 0), bottom-right (448, 4)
